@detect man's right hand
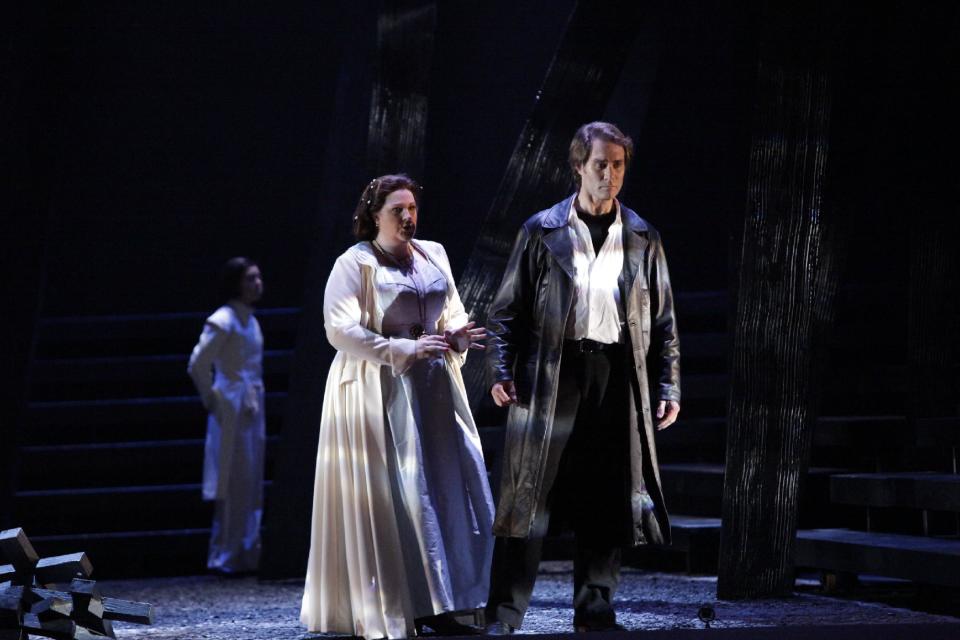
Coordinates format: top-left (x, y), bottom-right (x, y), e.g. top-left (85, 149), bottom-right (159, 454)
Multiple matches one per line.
top-left (491, 380), bottom-right (518, 407)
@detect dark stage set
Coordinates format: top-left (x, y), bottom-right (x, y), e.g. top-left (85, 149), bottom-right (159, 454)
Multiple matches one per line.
top-left (2, 1), bottom-right (959, 639)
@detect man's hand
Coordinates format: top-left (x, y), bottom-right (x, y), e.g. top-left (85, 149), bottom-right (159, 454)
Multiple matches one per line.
top-left (656, 400), bottom-right (680, 430)
top-left (491, 380), bottom-right (518, 407)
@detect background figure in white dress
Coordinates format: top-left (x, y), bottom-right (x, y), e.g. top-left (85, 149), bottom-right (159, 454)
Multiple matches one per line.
top-left (188, 257), bottom-right (266, 574)
top-left (301, 175), bottom-right (494, 639)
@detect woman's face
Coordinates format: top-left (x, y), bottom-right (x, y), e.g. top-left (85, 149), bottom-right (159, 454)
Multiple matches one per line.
top-left (374, 189), bottom-right (418, 245)
top-left (240, 265), bottom-right (263, 305)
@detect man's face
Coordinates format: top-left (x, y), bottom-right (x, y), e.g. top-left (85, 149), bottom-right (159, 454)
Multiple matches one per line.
top-left (576, 139), bottom-right (626, 204)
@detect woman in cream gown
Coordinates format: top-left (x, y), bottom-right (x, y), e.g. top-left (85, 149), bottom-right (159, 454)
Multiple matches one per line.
top-left (301, 175), bottom-right (494, 639)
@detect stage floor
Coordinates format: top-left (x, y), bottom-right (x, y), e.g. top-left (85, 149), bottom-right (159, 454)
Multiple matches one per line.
top-left (102, 562), bottom-right (959, 639)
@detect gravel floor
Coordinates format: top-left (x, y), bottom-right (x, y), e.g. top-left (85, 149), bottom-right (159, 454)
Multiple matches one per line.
top-left (101, 562), bottom-right (957, 639)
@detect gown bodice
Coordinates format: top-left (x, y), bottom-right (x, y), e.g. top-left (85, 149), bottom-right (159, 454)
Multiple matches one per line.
top-left (376, 250), bottom-right (448, 340)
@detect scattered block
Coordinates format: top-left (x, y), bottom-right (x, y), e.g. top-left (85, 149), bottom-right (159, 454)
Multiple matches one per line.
top-left (0, 530), bottom-right (38, 579)
top-left (102, 597), bottom-right (154, 625)
top-left (0, 529), bottom-right (151, 639)
top-left (21, 613), bottom-right (75, 640)
top-left (30, 594), bottom-right (73, 622)
top-left (34, 554), bottom-right (93, 585)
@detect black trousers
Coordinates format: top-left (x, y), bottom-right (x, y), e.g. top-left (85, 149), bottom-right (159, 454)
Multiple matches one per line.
top-left (486, 342), bottom-right (632, 629)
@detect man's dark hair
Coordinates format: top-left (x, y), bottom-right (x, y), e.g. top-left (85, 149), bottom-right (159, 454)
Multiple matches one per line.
top-left (352, 174), bottom-right (421, 241)
top-left (568, 121), bottom-right (634, 185)
top-left (220, 256), bottom-right (257, 302)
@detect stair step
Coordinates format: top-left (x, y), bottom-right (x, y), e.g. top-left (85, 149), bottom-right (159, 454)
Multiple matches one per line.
top-left (679, 374), bottom-right (727, 400)
top-left (916, 418), bottom-right (960, 447)
top-left (667, 515), bottom-right (721, 550)
top-left (673, 291), bottom-right (726, 332)
top-left (13, 483), bottom-right (229, 535)
top-left (795, 528), bottom-right (960, 587)
top-left (32, 350), bottom-right (290, 383)
top-left (659, 464), bottom-right (846, 520)
top-left (36, 307), bottom-right (300, 358)
top-left (30, 351), bottom-right (293, 402)
top-left (820, 367), bottom-right (909, 414)
top-left (23, 392), bottom-right (287, 444)
top-left (831, 472), bottom-right (960, 512)
top-left (28, 528), bottom-right (211, 579)
top-left (813, 415), bottom-right (908, 447)
top-left (659, 463), bottom-right (725, 518)
top-left (656, 418), bottom-right (725, 461)
top-left (18, 436), bottom-right (279, 490)
top-left (680, 332), bottom-right (727, 359)
top-left (625, 515), bottom-right (722, 574)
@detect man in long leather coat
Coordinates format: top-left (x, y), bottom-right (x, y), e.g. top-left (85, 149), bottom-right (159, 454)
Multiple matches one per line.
top-left (484, 122), bottom-right (681, 632)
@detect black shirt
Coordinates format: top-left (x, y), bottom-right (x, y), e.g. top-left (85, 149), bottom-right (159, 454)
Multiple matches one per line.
top-left (576, 208), bottom-right (617, 255)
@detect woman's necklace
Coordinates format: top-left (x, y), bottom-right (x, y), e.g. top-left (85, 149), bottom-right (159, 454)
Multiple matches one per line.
top-left (372, 239), bottom-right (413, 270)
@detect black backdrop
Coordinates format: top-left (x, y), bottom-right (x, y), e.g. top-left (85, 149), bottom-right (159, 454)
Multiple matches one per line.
top-left (32, 0), bottom-right (746, 318)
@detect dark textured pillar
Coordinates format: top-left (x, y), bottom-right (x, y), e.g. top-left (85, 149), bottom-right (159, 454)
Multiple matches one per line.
top-left (457, 0), bottom-right (651, 411)
top-left (366, 0), bottom-right (436, 178)
top-left (717, 3), bottom-right (840, 599)
top-left (261, 0), bottom-right (437, 579)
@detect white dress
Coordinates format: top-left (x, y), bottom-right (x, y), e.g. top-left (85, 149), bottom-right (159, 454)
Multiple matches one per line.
top-left (301, 240), bottom-right (494, 639)
top-left (187, 302), bottom-right (265, 572)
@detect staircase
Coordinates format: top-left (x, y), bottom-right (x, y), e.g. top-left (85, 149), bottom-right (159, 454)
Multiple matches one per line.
top-left (788, 275), bottom-right (960, 590)
top-left (795, 418), bottom-right (960, 588)
top-left (13, 308), bottom-right (298, 578)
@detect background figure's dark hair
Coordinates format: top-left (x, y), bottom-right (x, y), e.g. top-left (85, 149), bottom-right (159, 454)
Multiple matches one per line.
top-left (220, 256), bottom-right (257, 302)
top-left (352, 174), bottom-right (421, 241)
top-left (568, 121), bottom-right (634, 185)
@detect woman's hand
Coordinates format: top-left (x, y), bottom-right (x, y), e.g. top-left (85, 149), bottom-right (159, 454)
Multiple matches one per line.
top-left (444, 321), bottom-right (486, 353)
top-left (416, 334), bottom-right (450, 359)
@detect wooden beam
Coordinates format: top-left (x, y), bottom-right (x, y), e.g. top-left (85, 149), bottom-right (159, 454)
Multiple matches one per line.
top-left (717, 2), bottom-right (841, 599)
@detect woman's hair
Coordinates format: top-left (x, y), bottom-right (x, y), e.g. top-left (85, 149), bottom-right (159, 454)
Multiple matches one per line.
top-left (220, 256), bottom-right (257, 302)
top-left (352, 174), bottom-right (421, 241)
top-left (568, 121), bottom-right (634, 185)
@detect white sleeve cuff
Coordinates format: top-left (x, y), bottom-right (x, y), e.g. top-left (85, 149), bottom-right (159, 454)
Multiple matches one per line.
top-left (388, 337), bottom-right (418, 376)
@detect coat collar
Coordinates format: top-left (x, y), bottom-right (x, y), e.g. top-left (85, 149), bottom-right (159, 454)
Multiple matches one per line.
top-left (543, 194), bottom-right (649, 232)
top-left (542, 194), bottom-right (649, 283)
top-left (541, 195), bottom-right (577, 278)
top-left (543, 194), bottom-right (577, 228)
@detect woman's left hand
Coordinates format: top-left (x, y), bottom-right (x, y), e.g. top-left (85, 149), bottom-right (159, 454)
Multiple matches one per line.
top-left (444, 321), bottom-right (486, 353)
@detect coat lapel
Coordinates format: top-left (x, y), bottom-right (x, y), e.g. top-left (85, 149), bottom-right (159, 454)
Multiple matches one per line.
top-left (620, 205), bottom-right (649, 299)
top-left (542, 195), bottom-right (577, 280)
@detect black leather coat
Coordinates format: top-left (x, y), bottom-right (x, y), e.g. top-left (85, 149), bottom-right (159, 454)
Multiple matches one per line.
top-left (486, 195), bottom-right (681, 546)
